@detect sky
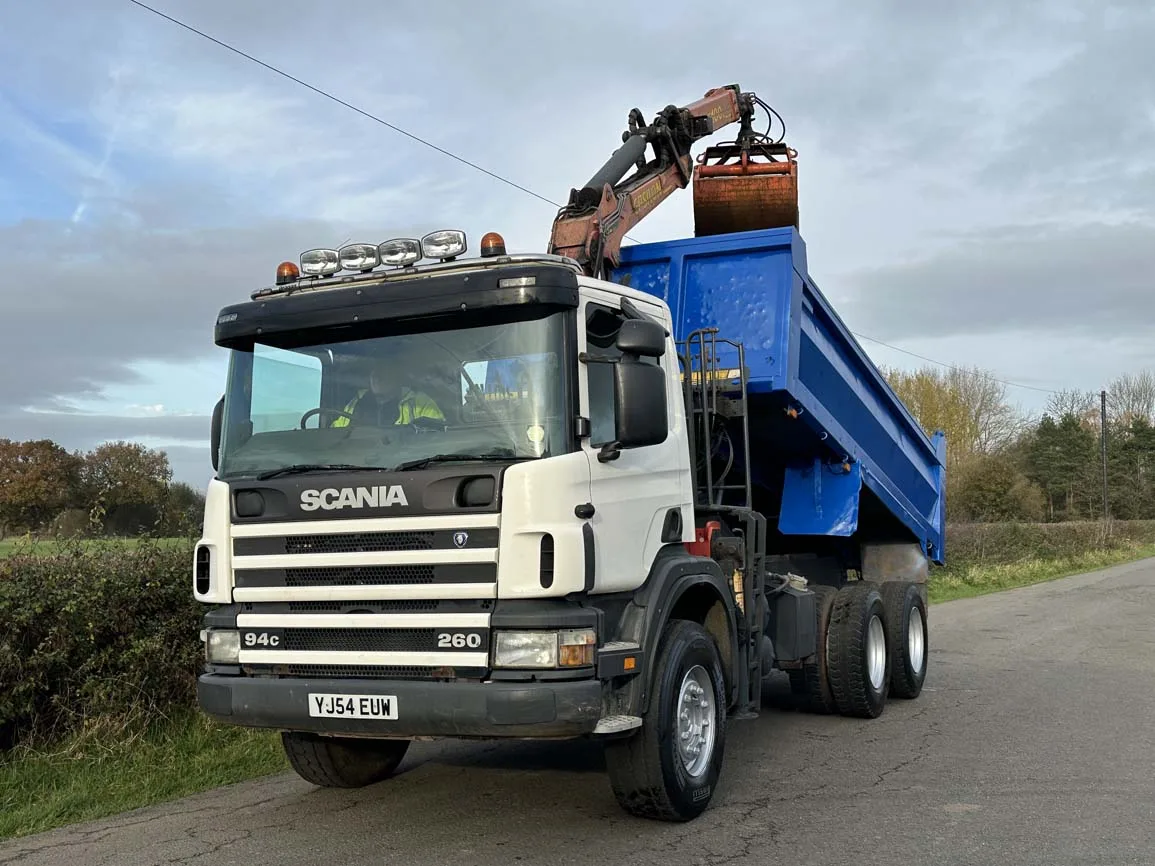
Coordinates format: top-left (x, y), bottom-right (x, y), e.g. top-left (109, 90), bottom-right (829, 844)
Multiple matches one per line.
top-left (1, 0), bottom-right (1153, 488)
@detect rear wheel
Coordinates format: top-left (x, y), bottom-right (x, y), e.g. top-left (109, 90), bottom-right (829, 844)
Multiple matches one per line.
top-left (827, 583), bottom-right (890, 719)
top-left (880, 580), bottom-right (929, 699)
top-left (604, 619), bottom-right (727, 822)
top-left (787, 584), bottom-right (838, 714)
top-left (281, 732), bottom-right (410, 788)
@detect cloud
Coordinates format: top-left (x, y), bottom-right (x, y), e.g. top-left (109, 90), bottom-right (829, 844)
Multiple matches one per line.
top-left (838, 221), bottom-right (1155, 342)
top-left (2, 410), bottom-right (211, 448)
top-left (0, 216), bottom-right (335, 408)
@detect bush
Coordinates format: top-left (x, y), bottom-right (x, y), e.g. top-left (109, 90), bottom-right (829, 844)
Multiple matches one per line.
top-left (951, 454), bottom-right (1047, 522)
top-left (0, 538), bottom-right (199, 750)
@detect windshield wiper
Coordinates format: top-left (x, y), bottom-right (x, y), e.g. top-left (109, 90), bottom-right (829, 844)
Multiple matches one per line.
top-left (393, 450), bottom-right (518, 472)
top-left (255, 463), bottom-right (387, 480)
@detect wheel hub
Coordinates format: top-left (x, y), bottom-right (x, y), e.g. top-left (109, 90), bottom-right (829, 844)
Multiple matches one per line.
top-left (676, 664), bottom-right (716, 777)
top-left (867, 614), bottom-right (887, 691)
top-left (908, 606), bottom-right (926, 674)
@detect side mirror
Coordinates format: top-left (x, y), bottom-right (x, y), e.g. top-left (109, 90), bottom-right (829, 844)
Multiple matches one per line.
top-left (616, 319), bottom-right (666, 358)
top-left (599, 359), bottom-right (668, 462)
top-left (210, 396), bottom-right (224, 472)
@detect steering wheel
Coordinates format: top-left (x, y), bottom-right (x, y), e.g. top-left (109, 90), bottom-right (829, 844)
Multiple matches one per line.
top-left (300, 407), bottom-right (355, 429)
top-left (409, 416), bottom-right (448, 433)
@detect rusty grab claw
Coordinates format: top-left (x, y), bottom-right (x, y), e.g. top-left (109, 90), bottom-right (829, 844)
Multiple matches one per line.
top-left (692, 142), bottom-right (799, 236)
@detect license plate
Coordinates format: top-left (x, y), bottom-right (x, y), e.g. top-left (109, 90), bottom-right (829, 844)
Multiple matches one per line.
top-left (307, 693), bottom-right (398, 720)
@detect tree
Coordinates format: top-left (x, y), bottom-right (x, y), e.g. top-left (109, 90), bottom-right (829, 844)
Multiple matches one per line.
top-left (82, 441), bottom-right (173, 535)
top-left (1107, 370), bottom-right (1155, 428)
top-left (1106, 415), bottom-right (1155, 520)
top-left (0, 439), bottom-right (84, 533)
top-left (162, 481), bottom-right (206, 536)
top-left (1023, 413), bottom-right (1098, 520)
top-left (886, 364), bottom-right (1025, 456)
top-left (1044, 389), bottom-right (1097, 429)
top-left (952, 453), bottom-right (1046, 522)
top-left (884, 364), bottom-right (1027, 508)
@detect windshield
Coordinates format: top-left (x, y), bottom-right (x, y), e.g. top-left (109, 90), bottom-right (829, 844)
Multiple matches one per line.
top-left (217, 310), bottom-right (570, 479)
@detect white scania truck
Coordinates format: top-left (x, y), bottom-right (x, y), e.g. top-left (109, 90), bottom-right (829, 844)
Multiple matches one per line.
top-left (194, 86), bottom-right (944, 821)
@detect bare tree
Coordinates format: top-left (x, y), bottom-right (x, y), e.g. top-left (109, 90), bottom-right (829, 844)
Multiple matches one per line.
top-left (946, 365), bottom-right (1027, 453)
top-left (1045, 388), bottom-right (1097, 426)
top-left (1107, 370), bottom-right (1155, 427)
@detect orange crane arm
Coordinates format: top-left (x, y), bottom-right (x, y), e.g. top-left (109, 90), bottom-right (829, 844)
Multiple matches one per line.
top-left (547, 86), bottom-right (754, 278)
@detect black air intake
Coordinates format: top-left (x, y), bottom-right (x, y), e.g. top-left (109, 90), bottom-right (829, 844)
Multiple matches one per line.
top-left (195, 545), bottom-right (211, 595)
top-left (539, 533), bottom-right (555, 589)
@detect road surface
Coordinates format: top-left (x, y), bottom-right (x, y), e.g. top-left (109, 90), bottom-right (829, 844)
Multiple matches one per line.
top-left (5, 559), bottom-right (1155, 865)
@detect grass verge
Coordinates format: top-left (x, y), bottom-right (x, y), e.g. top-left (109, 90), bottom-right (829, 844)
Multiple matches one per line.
top-left (928, 544), bottom-right (1155, 603)
top-left (0, 712), bottom-right (286, 842)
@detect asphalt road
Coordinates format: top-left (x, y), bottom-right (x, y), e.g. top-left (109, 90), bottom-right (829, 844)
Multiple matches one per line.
top-left (5, 559), bottom-right (1155, 866)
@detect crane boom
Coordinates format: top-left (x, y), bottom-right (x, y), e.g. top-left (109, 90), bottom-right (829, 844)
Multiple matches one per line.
top-left (547, 84), bottom-right (798, 278)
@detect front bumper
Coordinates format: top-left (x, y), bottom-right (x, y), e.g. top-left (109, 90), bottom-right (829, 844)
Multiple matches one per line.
top-left (198, 674), bottom-right (605, 739)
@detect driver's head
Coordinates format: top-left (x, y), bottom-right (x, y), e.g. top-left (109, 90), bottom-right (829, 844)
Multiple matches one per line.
top-left (368, 357), bottom-right (401, 398)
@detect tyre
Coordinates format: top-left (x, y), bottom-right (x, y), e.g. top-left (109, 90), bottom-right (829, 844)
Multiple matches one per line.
top-left (604, 619), bottom-right (727, 822)
top-left (827, 582), bottom-right (890, 718)
top-left (787, 585), bottom-right (838, 714)
top-left (281, 732), bottom-right (410, 788)
top-left (880, 580), bottom-right (929, 699)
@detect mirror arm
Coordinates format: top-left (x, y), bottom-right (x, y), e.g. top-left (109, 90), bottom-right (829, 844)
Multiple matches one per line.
top-left (620, 297), bottom-right (670, 336)
top-left (579, 352), bottom-right (619, 365)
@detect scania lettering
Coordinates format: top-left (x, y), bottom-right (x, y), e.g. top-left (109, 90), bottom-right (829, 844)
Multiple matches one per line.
top-left (299, 485), bottom-right (409, 511)
top-left (194, 85), bottom-right (945, 821)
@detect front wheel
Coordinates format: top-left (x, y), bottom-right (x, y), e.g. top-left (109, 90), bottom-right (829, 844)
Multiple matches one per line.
top-left (282, 732), bottom-right (410, 788)
top-left (604, 619), bottom-right (727, 822)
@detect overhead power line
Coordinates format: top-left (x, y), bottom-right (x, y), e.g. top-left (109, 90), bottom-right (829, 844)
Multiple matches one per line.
top-left (126, 0), bottom-right (562, 210)
top-left (852, 331), bottom-right (1059, 395)
top-left (127, 1), bottom-right (1066, 399)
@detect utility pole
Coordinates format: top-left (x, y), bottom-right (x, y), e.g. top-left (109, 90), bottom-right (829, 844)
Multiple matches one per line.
top-left (1100, 389), bottom-right (1109, 523)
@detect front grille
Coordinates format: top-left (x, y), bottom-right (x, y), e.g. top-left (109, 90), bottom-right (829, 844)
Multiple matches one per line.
top-left (244, 664), bottom-right (441, 680)
top-left (287, 600), bottom-right (441, 612)
top-left (285, 566), bottom-right (435, 587)
top-left (285, 532), bottom-right (434, 554)
top-left (282, 628), bottom-right (437, 653)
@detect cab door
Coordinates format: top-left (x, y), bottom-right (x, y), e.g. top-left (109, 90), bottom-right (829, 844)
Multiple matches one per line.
top-left (577, 289), bottom-right (693, 594)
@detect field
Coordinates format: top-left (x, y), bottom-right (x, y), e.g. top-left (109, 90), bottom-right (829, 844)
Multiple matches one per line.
top-left (3, 521), bottom-right (1155, 840)
top-left (0, 536), bottom-right (187, 557)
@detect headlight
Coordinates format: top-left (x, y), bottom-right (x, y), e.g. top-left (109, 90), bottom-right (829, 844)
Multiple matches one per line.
top-left (206, 629), bottom-right (240, 664)
top-left (492, 628), bottom-right (596, 669)
top-left (338, 243), bottom-right (380, 272)
top-left (378, 238), bottom-right (422, 267)
top-left (300, 248), bottom-right (340, 276)
top-left (421, 229), bottom-right (467, 260)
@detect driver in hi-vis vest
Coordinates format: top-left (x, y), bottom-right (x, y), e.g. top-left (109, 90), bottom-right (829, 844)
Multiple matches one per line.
top-left (331, 357), bottom-right (445, 427)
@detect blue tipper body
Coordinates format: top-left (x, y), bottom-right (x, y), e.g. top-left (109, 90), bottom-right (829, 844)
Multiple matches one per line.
top-left (611, 226), bottom-right (947, 564)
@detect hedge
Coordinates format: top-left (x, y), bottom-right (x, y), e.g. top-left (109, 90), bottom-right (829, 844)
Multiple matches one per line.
top-left (0, 537), bottom-right (200, 750)
top-left (3, 521), bottom-right (1153, 752)
top-left (945, 520), bottom-right (1155, 566)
